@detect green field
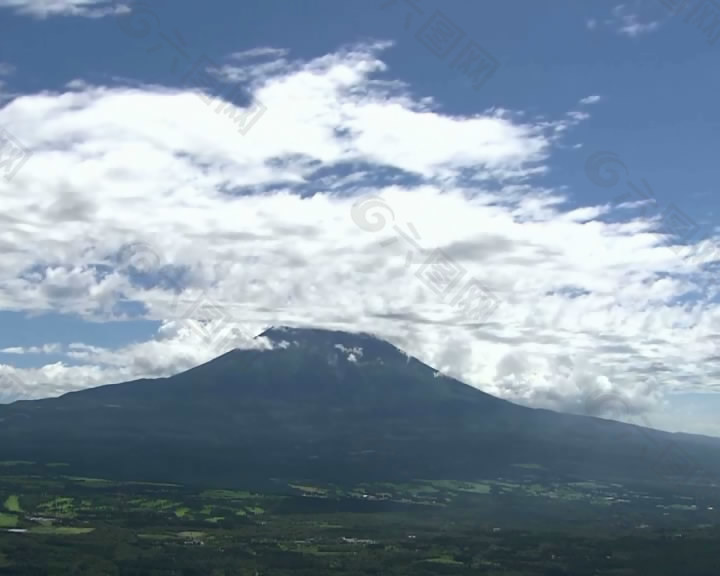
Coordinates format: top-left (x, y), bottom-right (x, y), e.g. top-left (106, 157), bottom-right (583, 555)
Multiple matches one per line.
top-left (0, 513), bottom-right (18, 527)
top-left (3, 495), bottom-right (21, 513)
top-left (29, 526), bottom-right (94, 535)
top-left (0, 467), bottom-right (718, 575)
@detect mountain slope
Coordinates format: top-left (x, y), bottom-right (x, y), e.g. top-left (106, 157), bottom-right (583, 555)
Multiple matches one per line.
top-left (0, 326), bottom-right (716, 489)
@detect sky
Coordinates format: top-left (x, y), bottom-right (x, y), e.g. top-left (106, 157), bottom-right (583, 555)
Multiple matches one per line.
top-left (0, 0), bottom-right (720, 436)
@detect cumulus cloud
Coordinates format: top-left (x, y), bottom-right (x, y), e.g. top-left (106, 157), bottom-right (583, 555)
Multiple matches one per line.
top-left (1, 41), bottom-right (719, 432)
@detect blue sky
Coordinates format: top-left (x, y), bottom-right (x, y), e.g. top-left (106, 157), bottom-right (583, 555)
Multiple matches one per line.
top-left (1, 0), bottom-right (720, 435)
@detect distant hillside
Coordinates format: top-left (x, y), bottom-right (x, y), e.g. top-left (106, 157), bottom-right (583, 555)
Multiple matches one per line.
top-left (0, 326), bottom-right (716, 489)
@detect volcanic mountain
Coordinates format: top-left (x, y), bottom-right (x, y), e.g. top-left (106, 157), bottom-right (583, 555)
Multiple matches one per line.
top-left (0, 326), bottom-right (717, 489)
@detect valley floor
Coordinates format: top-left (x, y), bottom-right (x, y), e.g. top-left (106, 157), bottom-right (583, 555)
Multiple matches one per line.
top-left (1, 461), bottom-right (719, 575)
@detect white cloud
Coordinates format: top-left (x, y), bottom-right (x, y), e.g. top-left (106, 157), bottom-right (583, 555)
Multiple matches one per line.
top-left (0, 343), bottom-right (62, 354)
top-left (608, 4), bottom-right (660, 37)
top-left (567, 110), bottom-right (590, 122)
top-left (335, 343), bottom-right (363, 363)
top-left (579, 95), bottom-right (601, 105)
top-left (0, 0), bottom-right (129, 18)
top-left (230, 47), bottom-right (289, 61)
top-left (0, 42), bottom-right (719, 434)
top-left (587, 5), bottom-right (661, 37)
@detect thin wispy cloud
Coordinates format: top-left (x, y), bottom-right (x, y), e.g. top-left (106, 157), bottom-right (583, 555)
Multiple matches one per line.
top-left (609, 4), bottom-right (661, 37)
top-left (0, 0), bottom-right (129, 18)
top-left (0, 343), bottom-right (62, 355)
top-left (230, 47), bottom-right (290, 61)
top-left (586, 4), bottom-right (662, 37)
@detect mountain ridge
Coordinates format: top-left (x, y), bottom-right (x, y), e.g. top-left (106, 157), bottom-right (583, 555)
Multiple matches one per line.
top-left (0, 327), bottom-right (716, 490)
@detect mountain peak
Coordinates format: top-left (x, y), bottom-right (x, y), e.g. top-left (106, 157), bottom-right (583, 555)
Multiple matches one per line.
top-left (4, 323), bottom-right (720, 490)
top-left (259, 324), bottom-right (378, 341)
top-left (257, 325), bottom-right (410, 364)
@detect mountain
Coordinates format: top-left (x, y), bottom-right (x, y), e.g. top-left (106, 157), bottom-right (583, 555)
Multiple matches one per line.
top-left (0, 326), bottom-right (717, 489)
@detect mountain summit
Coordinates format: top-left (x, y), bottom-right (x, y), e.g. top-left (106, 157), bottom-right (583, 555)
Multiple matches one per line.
top-left (257, 325), bottom-right (413, 365)
top-left (0, 327), bottom-right (718, 489)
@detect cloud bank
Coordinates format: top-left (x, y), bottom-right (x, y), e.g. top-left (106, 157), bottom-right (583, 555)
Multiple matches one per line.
top-left (1, 41), bottom-right (719, 435)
